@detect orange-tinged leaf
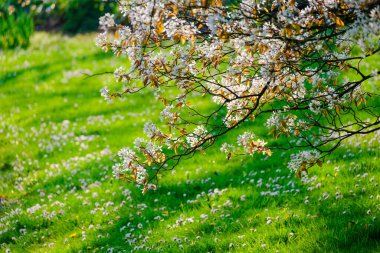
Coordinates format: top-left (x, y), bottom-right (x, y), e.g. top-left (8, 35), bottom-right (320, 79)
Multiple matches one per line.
top-left (156, 20), bottom-right (164, 35)
top-left (335, 16), bottom-right (345, 27)
top-left (180, 36), bottom-right (187, 44)
top-left (190, 35), bottom-right (196, 45)
top-left (201, 0), bottom-right (208, 7)
top-left (170, 3), bottom-right (178, 15)
top-left (212, 0), bottom-right (223, 7)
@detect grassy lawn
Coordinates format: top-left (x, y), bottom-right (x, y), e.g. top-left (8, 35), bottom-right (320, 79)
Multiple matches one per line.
top-left (0, 32), bottom-right (379, 253)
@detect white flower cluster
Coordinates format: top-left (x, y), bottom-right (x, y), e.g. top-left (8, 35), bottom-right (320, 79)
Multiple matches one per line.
top-left (143, 121), bottom-right (161, 139)
top-left (164, 17), bottom-right (198, 41)
top-left (160, 105), bottom-right (176, 122)
top-left (114, 67), bottom-right (128, 82)
top-left (186, 126), bottom-right (208, 148)
top-left (288, 150), bottom-right (321, 173)
top-left (220, 143), bottom-right (235, 153)
top-left (309, 100), bottom-right (323, 114)
top-left (100, 86), bottom-right (110, 101)
top-left (237, 132), bottom-right (269, 155)
top-left (265, 113), bottom-right (281, 129)
top-left (113, 147), bottom-right (151, 188)
top-left (99, 13), bottom-right (115, 31)
top-left (95, 32), bottom-right (108, 50)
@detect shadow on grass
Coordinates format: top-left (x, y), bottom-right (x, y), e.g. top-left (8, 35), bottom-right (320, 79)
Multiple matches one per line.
top-left (2, 143), bottom-right (378, 253)
top-left (75, 153), bottom-right (380, 252)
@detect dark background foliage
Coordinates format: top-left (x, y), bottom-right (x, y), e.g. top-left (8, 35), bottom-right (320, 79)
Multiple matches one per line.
top-left (0, 0), bottom-right (117, 49)
top-left (0, 0), bottom-right (34, 49)
top-left (35, 0), bottom-right (117, 34)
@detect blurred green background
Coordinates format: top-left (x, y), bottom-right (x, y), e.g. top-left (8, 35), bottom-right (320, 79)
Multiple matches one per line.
top-left (0, 0), bottom-right (117, 50)
top-left (0, 0), bottom-right (243, 50)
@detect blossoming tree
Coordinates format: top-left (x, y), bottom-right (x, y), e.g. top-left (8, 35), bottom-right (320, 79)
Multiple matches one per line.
top-left (96, 0), bottom-right (379, 193)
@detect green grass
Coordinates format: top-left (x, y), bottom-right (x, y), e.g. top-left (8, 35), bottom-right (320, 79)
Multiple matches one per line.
top-left (0, 32), bottom-right (379, 253)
